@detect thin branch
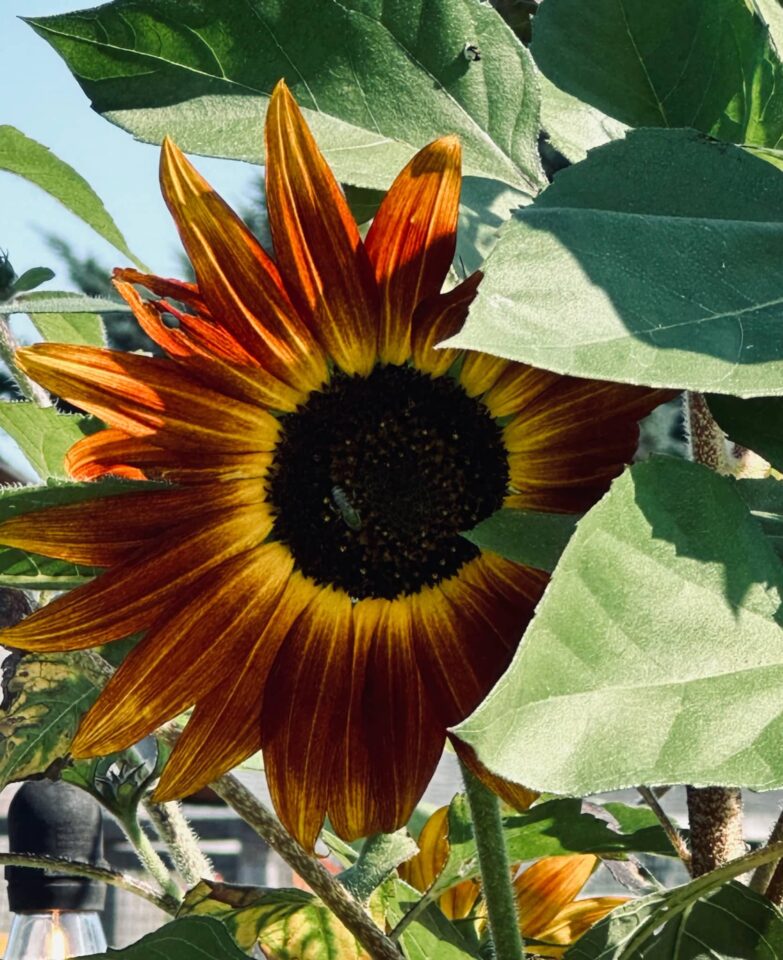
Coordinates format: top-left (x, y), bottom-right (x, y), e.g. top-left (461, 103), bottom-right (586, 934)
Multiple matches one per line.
top-left (0, 852), bottom-right (178, 914)
top-left (209, 772), bottom-right (403, 960)
top-left (750, 806), bottom-right (783, 894)
top-left (637, 786), bottom-right (692, 873)
top-left (144, 798), bottom-right (215, 887)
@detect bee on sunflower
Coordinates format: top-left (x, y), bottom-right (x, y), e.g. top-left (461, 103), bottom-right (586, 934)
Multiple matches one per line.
top-left (0, 81), bottom-right (665, 851)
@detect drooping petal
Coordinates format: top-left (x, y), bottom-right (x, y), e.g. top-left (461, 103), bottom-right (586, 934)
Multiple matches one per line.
top-left (411, 272), bottom-right (482, 377)
top-left (160, 138), bottom-right (327, 392)
top-left (0, 485), bottom-right (223, 566)
top-left (533, 896), bottom-right (629, 955)
top-left (504, 379), bottom-right (670, 512)
top-left (16, 344), bottom-right (280, 453)
top-left (71, 543), bottom-right (293, 758)
top-left (262, 585), bottom-right (355, 851)
top-left (66, 430), bottom-right (272, 484)
top-left (515, 856), bottom-right (598, 939)
top-left (0, 487), bottom-right (269, 651)
top-left (111, 267), bottom-right (208, 315)
top-left (365, 137), bottom-right (461, 364)
top-left (265, 81), bottom-right (379, 375)
top-left (154, 569), bottom-right (321, 800)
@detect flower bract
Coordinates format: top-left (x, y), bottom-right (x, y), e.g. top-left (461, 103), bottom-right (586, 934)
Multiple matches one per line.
top-left (0, 81), bottom-right (666, 850)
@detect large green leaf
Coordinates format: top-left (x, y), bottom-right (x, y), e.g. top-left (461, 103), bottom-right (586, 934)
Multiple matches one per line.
top-left (531, 0), bottom-right (783, 149)
top-left (380, 879), bottom-right (480, 960)
top-left (0, 650), bottom-right (108, 790)
top-left (27, 292), bottom-right (107, 348)
top-left (0, 127), bottom-right (144, 266)
top-left (463, 508), bottom-right (580, 573)
top-left (736, 477), bottom-right (783, 560)
top-left (26, 0), bottom-right (544, 192)
top-left (707, 394), bottom-right (783, 472)
top-left (0, 404), bottom-right (94, 480)
top-left (566, 881), bottom-right (783, 959)
top-left (83, 917), bottom-right (248, 959)
top-left (538, 73), bottom-right (628, 164)
top-left (446, 128), bottom-right (783, 395)
top-left (455, 457), bottom-right (783, 795)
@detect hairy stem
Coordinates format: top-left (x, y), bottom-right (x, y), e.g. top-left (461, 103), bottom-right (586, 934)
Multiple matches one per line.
top-left (210, 772), bottom-right (403, 960)
top-left (637, 786), bottom-right (691, 873)
top-left (683, 391), bottom-right (747, 877)
top-left (0, 852), bottom-right (178, 914)
top-left (143, 799), bottom-right (215, 887)
top-left (123, 819), bottom-right (182, 902)
top-left (459, 759), bottom-right (523, 960)
top-left (750, 807), bottom-right (783, 894)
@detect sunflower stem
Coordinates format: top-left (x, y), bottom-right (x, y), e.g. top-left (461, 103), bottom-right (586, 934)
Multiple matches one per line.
top-left (637, 786), bottom-right (691, 873)
top-left (209, 771), bottom-right (404, 960)
top-left (0, 852), bottom-right (179, 914)
top-left (143, 798), bottom-right (216, 886)
top-left (0, 313), bottom-right (51, 406)
top-left (459, 758), bottom-right (523, 960)
top-left (123, 817), bottom-right (182, 902)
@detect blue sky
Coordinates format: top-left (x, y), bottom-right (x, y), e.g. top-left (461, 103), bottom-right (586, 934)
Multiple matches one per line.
top-left (2, 0), bottom-right (260, 286)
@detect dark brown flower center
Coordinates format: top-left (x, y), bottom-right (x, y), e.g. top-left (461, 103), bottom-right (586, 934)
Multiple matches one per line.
top-left (267, 364), bottom-right (508, 600)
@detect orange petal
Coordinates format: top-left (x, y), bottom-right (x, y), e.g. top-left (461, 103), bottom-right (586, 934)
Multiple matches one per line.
top-left (265, 81), bottom-right (379, 376)
top-left (348, 598), bottom-right (443, 836)
top-left (16, 344), bottom-right (280, 453)
top-left (1, 486), bottom-right (269, 651)
top-left (66, 429), bottom-right (272, 484)
top-left (534, 895), bottom-right (629, 952)
top-left (504, 380), bottom-right (670, 513)
top-left (112, 267), bottom-right (208, 315)
top-left (72, 542), bottom-right (293, 757)
top-left (262, 585), bottom-right (355, 851)
top-left (411, 272), bottom-right (482, 377)
top-left (0, 484), bottom-right (221, 566)
top-left (413, 553), bottom-right (546, 729)
top-left (365, 137), bottom-right (461, 364)
top-left (160, 138), bottom-right (327, 392)
top-left (481, 363), bottom-right (563, 419)
top-left (459, 352), bottom-right (510, 397)
top-left (155, 569), bottom-right (321, 800)
top-left (450, 739), bottom-right (539, 813)
top-left (515, 855), bottom-right (598, 940)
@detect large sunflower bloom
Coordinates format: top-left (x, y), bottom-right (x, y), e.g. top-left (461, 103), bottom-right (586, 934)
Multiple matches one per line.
top-left (0, 82), bottom-right (665, 850)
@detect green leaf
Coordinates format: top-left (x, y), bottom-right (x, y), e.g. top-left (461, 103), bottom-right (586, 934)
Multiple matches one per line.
top-left (0, 549), bottom-right (97, 591)
top-left (538, 73), bottom-right (628, 164)
top-left (735, 477), bottom-right (783, 560)
top-left (566, 881), bottom-right (783, 959)
top-left (180, 881), bottom-right (311, 952)
top-left (8, 268), bottom-right (55, 296)
top-left (455, 457), bottom-right (783, 795)
top-left (446, 128), bottom-right (783, 395)
top-left (3, 293), bottom-right (130, 315)
top-left (457, 177), bottom-right (528, 274)
top-left (26, 0), bottom-right (544, 192)
top-left (0, 404), bottom-right (96, 479)
top-left (531, 0), bottom-right (783, 149)
top-left (463, 507), bottom-right (581, 573)
top-left (380, 879), bottom-right (480, 960)
top-left (24, 291), bottom-right (107, 347)
top-left (0, 650), bottom-right (108, 790)
top-left (0, 127), bottom-right (145, 267)
top-left (83, 917), bottom-right (249, 959)
top-left (707, 394), bottom-right (783, 471)
top-left (339, 831), bottom-right (418, 903)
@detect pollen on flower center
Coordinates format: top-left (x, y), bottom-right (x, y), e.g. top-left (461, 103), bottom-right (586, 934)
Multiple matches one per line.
top-left (266, 364), bottom-right (508, 600)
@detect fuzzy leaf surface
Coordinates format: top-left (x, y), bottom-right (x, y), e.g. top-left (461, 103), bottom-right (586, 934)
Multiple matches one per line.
top-left (532, 0), bottom-right (783, 149)
top-left (381, 878), bottom-right (481, 960)
top-left (446, 129), bottom-right (783, 394)
top-left (0, 404), bottom-right (95, 480)
top-left (27, 0), bottom-right (544, 192)
top-left (82, 917), bottom-right (249, 959)
top-left (464, 507), bottom-right (580, 573)
top-left (566, 881), bottom-right (783, 959)
top-left (455, 458), bottom-right (783, 794)
top-left (0, 126), bottom-right (143, 265)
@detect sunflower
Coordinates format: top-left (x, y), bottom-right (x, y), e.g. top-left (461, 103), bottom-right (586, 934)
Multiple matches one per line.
top-left (0, 81), bottom-right (665, 851)
top-left (400, 806), bottom-right (628, 957)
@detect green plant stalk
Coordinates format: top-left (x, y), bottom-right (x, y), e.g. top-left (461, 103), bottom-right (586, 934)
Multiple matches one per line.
top-left (0, 852), bottom-right (178, 914)
top-left (0, 313), bottom-right (51, 406)
top-left (459, 758), bottom-right (523, 959)
top-left (143, 798), bottom-right (215, 887)
top-left (123, 817), bottom-right (182, 903)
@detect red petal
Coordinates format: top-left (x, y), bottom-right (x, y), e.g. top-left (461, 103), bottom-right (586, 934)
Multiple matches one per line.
top-left (411, 272), bottom-right (482, 377)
